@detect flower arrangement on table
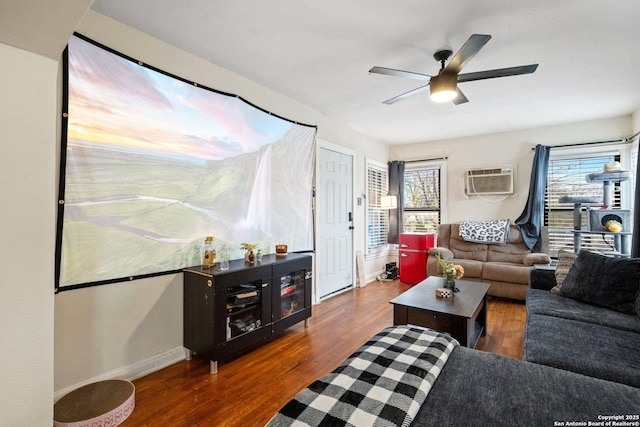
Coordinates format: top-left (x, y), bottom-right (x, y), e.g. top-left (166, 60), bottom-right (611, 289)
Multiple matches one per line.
top-left (435, 253), bottom-right (464, 290)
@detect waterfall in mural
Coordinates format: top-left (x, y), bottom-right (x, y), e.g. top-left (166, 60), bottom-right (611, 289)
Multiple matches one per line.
top-left (246, 145), bottom-right (272, 235)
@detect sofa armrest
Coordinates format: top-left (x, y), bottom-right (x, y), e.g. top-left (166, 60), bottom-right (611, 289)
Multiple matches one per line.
top-left (428, 247), bottom-right (454, 260)
top-left (523, 252), bottom-right (552, 266)
top-left (529, 266), bottom-right (557, 290)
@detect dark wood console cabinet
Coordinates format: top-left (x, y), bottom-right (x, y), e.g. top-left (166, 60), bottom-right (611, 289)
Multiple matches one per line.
top-left (183, 253), bottom-right (312, 373)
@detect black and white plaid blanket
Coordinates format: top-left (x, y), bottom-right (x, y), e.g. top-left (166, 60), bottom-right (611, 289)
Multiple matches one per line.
top-left (266, 326), bottom-right (459, 427)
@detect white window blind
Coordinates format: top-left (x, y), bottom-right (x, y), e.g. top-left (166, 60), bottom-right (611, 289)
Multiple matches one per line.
top-left (367, 162), bottom-right (388, 251)
top-left (403, 166), bottom-right (441, 232)
top-left (545, 152), bottom-right (621, 257)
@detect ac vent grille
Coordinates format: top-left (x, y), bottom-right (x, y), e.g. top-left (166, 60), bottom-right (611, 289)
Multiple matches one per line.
top-left (465, 166), bottom-right (514, 195)
top-left (468, 168), bottom-right (503, 176)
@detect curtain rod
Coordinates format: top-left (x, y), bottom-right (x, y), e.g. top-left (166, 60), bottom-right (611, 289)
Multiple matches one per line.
top-left (402, 156), bottom-right (448, 163)
top-left (532, 131), bottom-right (640, 150)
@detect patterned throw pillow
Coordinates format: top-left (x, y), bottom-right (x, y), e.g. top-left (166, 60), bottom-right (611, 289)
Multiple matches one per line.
top-left (552, 249), bottom-right (577, 294)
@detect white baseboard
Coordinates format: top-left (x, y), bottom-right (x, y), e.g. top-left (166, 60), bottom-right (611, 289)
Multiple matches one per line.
top-left (54, 346), bottom-right (186, 401)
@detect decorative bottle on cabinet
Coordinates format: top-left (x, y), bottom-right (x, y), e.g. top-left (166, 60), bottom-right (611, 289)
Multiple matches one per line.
top-left (219, 245), bottom-right (230, 271)
top-left (203, 236), bottom-right (215, 268)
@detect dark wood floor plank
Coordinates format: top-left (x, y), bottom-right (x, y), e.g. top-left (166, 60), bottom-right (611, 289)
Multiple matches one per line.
top-left (121, 280), bottom-right (525, 426)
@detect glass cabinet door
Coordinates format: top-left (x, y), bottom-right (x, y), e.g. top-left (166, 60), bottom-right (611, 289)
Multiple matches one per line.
top-left (279, 269), bottom-right (307, 319)
top-left (226, 281), bottom-right (264, 341)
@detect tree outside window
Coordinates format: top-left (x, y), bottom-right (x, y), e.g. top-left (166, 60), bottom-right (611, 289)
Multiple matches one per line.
top-left (403, 166), bottom-right (441, 232)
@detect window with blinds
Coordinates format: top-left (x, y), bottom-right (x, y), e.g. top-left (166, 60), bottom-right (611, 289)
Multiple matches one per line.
top-left (545, 152), bottom-right (621, 257)
top-left (403, 166), bottom-right (441, 232)
top-left (366, 161), bottom-right (388, 252)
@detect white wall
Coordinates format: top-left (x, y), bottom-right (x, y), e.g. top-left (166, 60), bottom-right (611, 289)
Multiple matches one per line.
top-left (53, 10), bottom-right (389, 395)
top-left (389, 116), bottom-right (633, 224)
top-left (0, 43), bottom-right (58, 425)
top-left (633, 108), bottom-right (640, 133)
top-left (54, 275), bottom-right (184, 393)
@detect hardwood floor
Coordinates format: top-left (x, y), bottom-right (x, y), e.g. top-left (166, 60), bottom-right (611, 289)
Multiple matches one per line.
top-left (122, 279), bottom-right (526, 426)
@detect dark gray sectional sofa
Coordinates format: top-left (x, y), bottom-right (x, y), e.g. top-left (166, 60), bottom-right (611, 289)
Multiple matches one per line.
top-left (414, 345), bottom-right (639, 426)
top-left (415, 251), bottom-right (640, 425)
top-left (271, 251), bottom-right (640, 426)
top-left (272, 330), bottom-right (640, 427)
top-left (525, 252), bottom-right (640, 388)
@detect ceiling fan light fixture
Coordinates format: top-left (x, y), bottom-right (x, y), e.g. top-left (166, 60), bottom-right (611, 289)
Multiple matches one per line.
top-left (430, 73), bottom-right (457, 102)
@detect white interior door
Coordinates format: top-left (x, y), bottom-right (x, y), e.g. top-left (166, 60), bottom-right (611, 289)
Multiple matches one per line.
top-left (317, 147), bottom-right (353, 299)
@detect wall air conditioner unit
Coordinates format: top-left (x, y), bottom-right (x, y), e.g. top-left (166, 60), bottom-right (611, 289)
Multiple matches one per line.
top-left (465, 166), bottom-right (514, 196)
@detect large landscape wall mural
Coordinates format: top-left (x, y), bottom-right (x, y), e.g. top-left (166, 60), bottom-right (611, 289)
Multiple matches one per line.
top-left (57, 34), bottom-right (316, 290)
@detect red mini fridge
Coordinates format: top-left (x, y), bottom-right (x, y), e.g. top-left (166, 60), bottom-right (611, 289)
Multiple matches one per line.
top-left (399, 233), bottom-right (436, 284)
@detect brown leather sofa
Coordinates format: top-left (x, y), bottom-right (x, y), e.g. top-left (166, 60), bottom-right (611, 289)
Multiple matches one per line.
top-left (427, 223), bottom-right (551, 300)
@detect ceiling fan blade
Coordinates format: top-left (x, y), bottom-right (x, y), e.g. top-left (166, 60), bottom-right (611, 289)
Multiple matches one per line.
top-left (369, 66), bottom-right (431, 81)
top-left (445, 34), bottom-right (491, 74)
top-left (458, 64), bottom-right (538, 83)
top-left (453, 87), bottom-right (469, 105)
top-left (382, 83), bottom-right (430, 104)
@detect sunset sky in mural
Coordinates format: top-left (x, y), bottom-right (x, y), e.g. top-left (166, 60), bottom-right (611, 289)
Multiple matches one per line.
top-left (67, 35), bottom-right (292, 163)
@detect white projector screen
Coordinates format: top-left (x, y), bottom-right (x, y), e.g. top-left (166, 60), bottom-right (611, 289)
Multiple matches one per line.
top-left (56, 34), bottom-right (316, 290)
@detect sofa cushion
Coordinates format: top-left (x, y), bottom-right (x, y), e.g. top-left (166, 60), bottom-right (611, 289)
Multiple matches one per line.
top-left (449, 240), bottom-right (488, 261)
top-left (482, 262), bottom-right (530, 285)
top-left (526, 289), bottom-right (640, 333)
top-left (427, 247), bottom-right (454, 260)
top-left (486, 242), bottom-right (531, 263)
top-left (450, 258), bottom-right (484, 278)
top-left (561, 250), bottom-right (640, 314)
top-left (437, 224), bottom-right (452, 249)
top-left (523, 314), bottom-right (640, 388)
top-left (448, 223), bottom-right (489, 261)
top-left (415, 346), bottom-right (640, 427)
top-left (522, 252), bottom-right (551, 266)
top-left (551, 249), bottom-right (577, 293)
top-left (528, 266), bottom-right (557, 291)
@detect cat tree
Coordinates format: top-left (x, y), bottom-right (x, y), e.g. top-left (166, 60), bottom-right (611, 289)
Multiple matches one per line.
top-left (558, 169), bottom-right (632, 257)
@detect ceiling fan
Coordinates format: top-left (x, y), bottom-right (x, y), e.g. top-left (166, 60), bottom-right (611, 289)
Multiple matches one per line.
top-left (369, 34), bottom-right (538, 105)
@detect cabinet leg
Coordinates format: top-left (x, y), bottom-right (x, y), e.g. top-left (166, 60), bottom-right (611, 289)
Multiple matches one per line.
top-left (185, 349), bottom-right (192, 361)
top-left (210, 360), bottom-right (218, 374)
top-left (305, 318), bottom-right (310, 327)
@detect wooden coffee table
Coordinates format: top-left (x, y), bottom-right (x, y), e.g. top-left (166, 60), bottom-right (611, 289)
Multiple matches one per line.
top-left (390, 276), bottom-right (490, 348)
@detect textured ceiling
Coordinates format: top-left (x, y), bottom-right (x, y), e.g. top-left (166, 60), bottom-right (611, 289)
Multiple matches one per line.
top-left (90, 0), bottom-right (640, 145)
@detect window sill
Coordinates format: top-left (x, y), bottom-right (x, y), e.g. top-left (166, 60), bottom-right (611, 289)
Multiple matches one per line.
top-left (365, 246), bottom-right (391, 261)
